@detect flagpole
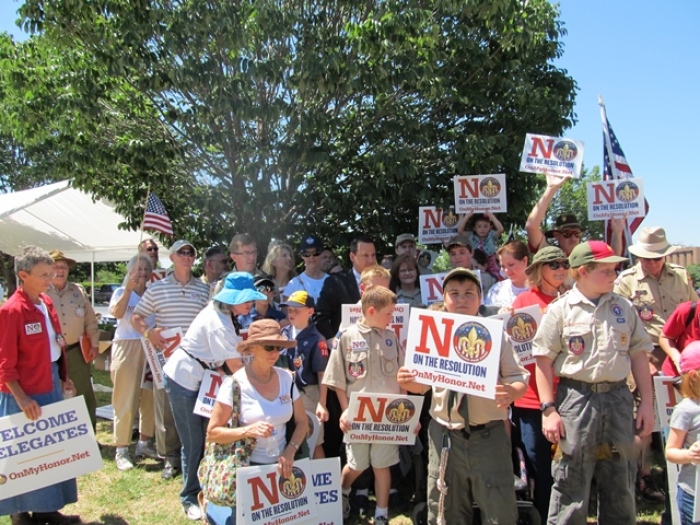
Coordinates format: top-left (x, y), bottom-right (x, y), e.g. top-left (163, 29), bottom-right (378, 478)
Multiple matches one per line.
top-left (138, 186), bottom-right (151, 248)
top-left (599, 95), bottom-right (633, 254)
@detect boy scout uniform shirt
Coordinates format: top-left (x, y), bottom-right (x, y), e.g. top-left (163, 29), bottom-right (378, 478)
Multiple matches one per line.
top-left (323, 321), bottom-right (403, 396)
top-left (429, 338), bottom-right (529, 429)
top-left (614, 262), bottom-right (697, 345)
top-left (47, 282), bottom-right (99, 347)
top-left (532, 285), bottom-right (653, 383)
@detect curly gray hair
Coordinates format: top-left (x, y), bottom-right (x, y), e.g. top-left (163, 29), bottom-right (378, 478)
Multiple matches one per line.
top-left (14, 246), bottom-right (54, 277)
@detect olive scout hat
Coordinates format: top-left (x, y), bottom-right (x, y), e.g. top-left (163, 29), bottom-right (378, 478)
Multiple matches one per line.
top-left (544, 213), bottom-right (583, 239)
top-left (525, 246), bottom-right (567, 275)
top-left (568, 240), bottom-right (628, 269)
top-left (49, 249), bottom-right (77, 268)
top-left (442, 267), bottom-right (482, 292)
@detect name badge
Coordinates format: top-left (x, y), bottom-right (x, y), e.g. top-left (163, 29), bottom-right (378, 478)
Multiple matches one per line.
top-left (25, 323), bottom-right (42, 335)
top-left (351, 340), bottom-right (369, 352)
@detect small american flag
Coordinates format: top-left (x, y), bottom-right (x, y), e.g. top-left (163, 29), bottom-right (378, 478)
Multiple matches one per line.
top-left (143, 193), bottom-right (173, 236)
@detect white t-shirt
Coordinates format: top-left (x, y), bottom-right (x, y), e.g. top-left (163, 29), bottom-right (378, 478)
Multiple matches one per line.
top-left (216, 367), bottom-right (299, 464)
top-left (283, 273), bottom-right (329, 301)
top-left (110, 287), bottom-right (155, 341)
top-left (37, 300), bottom-right (62, 362)
top-left (484, 279), bottom-right (529, 307)
top-left (163, 302), bottom-right (245, 391)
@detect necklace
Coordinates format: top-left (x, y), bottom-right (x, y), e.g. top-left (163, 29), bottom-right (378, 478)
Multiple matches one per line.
top-left (247, 366), bottom-right (274, 384)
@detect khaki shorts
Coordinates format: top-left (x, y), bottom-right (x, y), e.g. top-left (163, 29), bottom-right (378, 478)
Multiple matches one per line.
top-left (300, 385), bottom-right (324, 446)
top-left (346, 442), bottom-right (399, 471)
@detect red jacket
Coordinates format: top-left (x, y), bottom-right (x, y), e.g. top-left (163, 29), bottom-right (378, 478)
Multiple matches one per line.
top-left (0, 288), bottom-right (68, 395)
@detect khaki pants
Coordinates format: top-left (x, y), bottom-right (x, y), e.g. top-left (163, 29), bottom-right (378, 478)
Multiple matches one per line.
top-left (154, 381), bottom-right (181, 464)
top-left (110, 339), bottom-right (154, 445)
top-left (66, 345), bottom-right (96, 430)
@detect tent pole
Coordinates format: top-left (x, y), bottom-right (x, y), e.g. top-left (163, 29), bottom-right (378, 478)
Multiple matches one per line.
top-left (91, 254), bottom-right (95, 308)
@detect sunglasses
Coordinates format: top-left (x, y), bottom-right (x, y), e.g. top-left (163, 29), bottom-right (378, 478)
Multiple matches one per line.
top-left (257, 285), bottom-right (275, 293)
top-left (263, 345), bottom-right (282, 352)
top-left (301, 250), bottom-right (322, 258)
top-left (146, 247), bottom-right (159, 252)
top-left (559, 230), bottom-right (582, 239)
top-left (177, 250), bottom-right (195, 257)
top-left (547, 261), bottom-right (571, 270)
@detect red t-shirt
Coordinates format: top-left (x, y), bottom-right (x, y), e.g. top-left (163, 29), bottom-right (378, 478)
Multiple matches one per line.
top-left (512, 288), bottom-right (559, 410)
top-left (661, 301), bottom-right (700, 376)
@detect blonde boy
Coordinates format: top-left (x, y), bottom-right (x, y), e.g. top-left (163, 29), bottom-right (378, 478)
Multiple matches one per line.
top-left (323, 286), bottom-right (402, 525)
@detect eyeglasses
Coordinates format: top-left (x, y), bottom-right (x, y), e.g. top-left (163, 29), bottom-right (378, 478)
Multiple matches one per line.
top-left (301, 250), bottom-right (322, 258)
top-left (263, 345), bottom-right (282, 352)
top-left (546, 261), bottom-right (571, 270)
top-left (177, 250), bottom-right (195, 257)
top-left (257, 285), bottom-right (274, 293)
top-left (559, 230), bottom-right (582, 239)
top-left (146, 247), bottom-right (158, 252)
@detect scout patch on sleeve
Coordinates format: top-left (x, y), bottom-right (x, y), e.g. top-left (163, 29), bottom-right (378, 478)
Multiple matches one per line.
top-left (318, 340), bottom-right (329, 357)
top-left (25, 323), bottom-right (42, 335)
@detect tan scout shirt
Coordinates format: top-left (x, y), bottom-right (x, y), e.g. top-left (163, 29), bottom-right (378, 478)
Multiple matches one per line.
top-left (614, 263), bottom-right (697, 345)
top-left (323, 321), bottom-right (403, 397)
top-left (429, 338), bottom-right (529, 429)
top-left (532, 286), bottom-right (653, 383)
top-left (47, 282), bottom-right (99, 346)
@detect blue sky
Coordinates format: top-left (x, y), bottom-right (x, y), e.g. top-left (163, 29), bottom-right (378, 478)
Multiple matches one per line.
top-left (1, 1), bottom-right (697, 246)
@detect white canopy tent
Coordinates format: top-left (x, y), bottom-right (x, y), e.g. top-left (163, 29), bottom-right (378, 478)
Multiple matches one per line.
top-left (0, 180), bottom-right (147, 262)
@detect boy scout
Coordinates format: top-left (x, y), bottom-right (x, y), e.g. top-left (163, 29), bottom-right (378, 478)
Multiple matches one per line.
top-left (398, 268), bottom-right (528, 525)
top-left (533, 241), bottom-right (654, 525)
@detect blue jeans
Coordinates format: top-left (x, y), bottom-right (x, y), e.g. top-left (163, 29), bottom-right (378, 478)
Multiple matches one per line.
top-left (512, 406), bottom-right (553, 522)
top-left (206, 503), bottom-right (236, 525)
top-left (164, 374), bottom-right (207, 508)
top-left (678, 487), bottom-right (700, 525)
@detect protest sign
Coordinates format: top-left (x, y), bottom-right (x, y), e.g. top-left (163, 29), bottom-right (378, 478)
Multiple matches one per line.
top-left (419, 272), bottom-right (447, 306)
top-left (0, 397), bottom-right (103, 499)
top-left (343, 393), bottom-right (423, 445)
top-left (418, 207), bottom-right (459, 244)
top-left (654, 376), bottom-right (681, 525)
top-left (297, 458), bottom-right (342, 525)
top-left (341, 303), bottom-right (409, 349)
top-left (453, 174), bottom-right (507, 213)
top-left (304, 410), bottom-right (320, 454)
top-left (498, 305), bottom-right (542, 367)
top-left (519, 133), bottom-right (584, 178)
top-left (586, 178), bottom-right (646, 221)
top-left (148, 268), bottom-right (168, 284)
top-left (237, 458), bottom-right (317, 525)
top-left (404, 309), bottom-right (504, 399)
top-left (194, 370), bottom-right (225, 418)
top-left (141, 327), bottom-right (183, 389)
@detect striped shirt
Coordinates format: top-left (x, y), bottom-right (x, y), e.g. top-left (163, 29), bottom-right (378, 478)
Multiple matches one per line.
top-left (133, 273), bottom-right (209, 331)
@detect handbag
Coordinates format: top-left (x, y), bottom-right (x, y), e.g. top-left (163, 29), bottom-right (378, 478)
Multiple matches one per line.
top-left (198, 376), bottom-right (255, 507)
top-left (285, 381), bottom-right (310, 460)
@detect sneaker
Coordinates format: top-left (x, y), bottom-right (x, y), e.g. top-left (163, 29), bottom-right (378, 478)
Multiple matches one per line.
top-left (185, 504), bottom-right (202, 521)
top-left (353, 493), bottom-right (370, 518)
top-left (135, 440), bottom-right (160, 460)
top-left (342, 494), bottom-right (351, 520)
top-left (372, 516), bottom-right (389, 525)
top-left (115, 451), bottom-right (135, 471)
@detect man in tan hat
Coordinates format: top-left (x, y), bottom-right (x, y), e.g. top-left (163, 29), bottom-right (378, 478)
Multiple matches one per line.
top-left (614, 226), bottom-right (698, 501)
top-left (46, 249), bottom-right (100, 430)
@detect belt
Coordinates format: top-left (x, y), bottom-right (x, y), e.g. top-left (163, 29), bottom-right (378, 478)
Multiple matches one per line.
top-left (447, 419), bottom-right (500, 439)
top-left (559, 377), bottom-right (626, 394)
top-left (65, 342), bottom-right (81, 351)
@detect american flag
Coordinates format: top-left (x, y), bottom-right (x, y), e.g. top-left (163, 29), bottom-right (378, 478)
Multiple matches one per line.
top-left (142, 193), bottom-right (173, 236)
top-left (601, 101), bottom-right (648, 255)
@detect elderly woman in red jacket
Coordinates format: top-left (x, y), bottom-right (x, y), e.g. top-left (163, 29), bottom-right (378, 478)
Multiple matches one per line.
top-left (0, 246), bottom-right (81, 525)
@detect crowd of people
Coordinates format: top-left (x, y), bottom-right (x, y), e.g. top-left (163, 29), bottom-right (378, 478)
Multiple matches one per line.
top-left (1, 178), bottom-right (700, 525)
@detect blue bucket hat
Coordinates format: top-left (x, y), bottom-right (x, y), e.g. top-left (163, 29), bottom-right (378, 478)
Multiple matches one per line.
top-left (213, 272), bottom-right (267, 305)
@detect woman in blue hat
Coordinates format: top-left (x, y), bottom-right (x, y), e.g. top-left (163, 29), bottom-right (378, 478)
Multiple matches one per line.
top-left (163, 272), bottom-right (267, 521)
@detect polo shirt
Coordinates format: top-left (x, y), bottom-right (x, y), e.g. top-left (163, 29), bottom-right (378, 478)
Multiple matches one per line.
top-left (133, 273), bottom-right (209, 331)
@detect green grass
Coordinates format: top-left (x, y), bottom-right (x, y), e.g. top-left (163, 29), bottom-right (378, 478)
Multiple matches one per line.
top-left (0, 369), bottom-right (665, 524)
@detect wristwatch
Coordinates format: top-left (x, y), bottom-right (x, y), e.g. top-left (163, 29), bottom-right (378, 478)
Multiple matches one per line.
top-left (540, 401), bottom-right (557, 413)
top-left (143, 328), bottom-right (151, 339)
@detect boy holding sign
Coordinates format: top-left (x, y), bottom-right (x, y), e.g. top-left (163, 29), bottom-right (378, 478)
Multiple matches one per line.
top-left (397, 268), bottom-right (528, 525)
top-left (323, 286), bottom-right (403, 525)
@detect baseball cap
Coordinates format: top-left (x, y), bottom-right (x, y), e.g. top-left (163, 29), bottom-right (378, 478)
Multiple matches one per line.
top-left (169, 240), bottom-right (195, 256)
top-left (299, 235), bottom-right (324, 252)
top-left (281, 290), bottom-right (315, 308)
top-left (568, 240), bottom-right (628, 268)
top-left (680, 341), bottom-right (700, 374)
top-left (545, 213), bottom-right (583, 238)
top-left (446, 234), bottom-right (472, 250)
top-left (442, 267), bottom-right (481, 292)
top-left (395, 233), bottom-right (416, 248)
top-left (254, 275), bottom-right (276, 290)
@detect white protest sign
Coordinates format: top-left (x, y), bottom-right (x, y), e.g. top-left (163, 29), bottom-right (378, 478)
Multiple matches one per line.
top-left (654, 375), bottom-right (681, 525)
top-left (500, 305), bottom-right (542, 367)
top-left (453, 174), bottom-right (507, 213)
top-left (343, 392), bottom-right (423, 445)
top-left (148, 268), bottom-right (169, 285)
top-left (0, 397), bottom-right (103, 499)
top-left (419, 272), bottom-right (447, 306)
top-left (297, 458), bottom-right (343, 525)
top-left (586, 178), bottom-right (646, 221)
top-left (418, 207), bottom-right (459, 244)
top-left (340, 303), bottom-right (409, 350)
top-left (519, 133), bottom-right (584, 178)
top-left (141, 327), bottom-right (183, 389)
top-left (404, 309), bottom-right (504, 399)
top-left (237, 458), bottom-right (317, 525)
top-left (194, 370), bottom-right (225, 418)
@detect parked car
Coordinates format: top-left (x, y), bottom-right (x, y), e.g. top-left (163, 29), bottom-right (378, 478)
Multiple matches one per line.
top-left (93, 283), bottom-right (120, 304)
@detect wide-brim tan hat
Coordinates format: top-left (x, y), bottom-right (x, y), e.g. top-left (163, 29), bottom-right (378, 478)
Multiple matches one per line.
top-left (237, 319), bottom-right (296, 351)
top-left (628, 227), bottom-right (677, 259)
top-left (49, 249), bottom-right (77, 268)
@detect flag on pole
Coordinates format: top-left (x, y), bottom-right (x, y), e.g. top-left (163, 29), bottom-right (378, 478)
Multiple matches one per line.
top-left (600, 97), bottom-right (649, 256)
top-left (143, 193), bottom-right (174, 236)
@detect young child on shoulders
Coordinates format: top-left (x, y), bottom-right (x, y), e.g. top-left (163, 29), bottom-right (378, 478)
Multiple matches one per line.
top-left (458, 211), bottom-right (504, 279)
top-left (322, 285), bottom-right (403, 525)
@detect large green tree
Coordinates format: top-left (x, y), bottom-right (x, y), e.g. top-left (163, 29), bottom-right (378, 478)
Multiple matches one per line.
top-left (2, 0), bottom-right (576, 255)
